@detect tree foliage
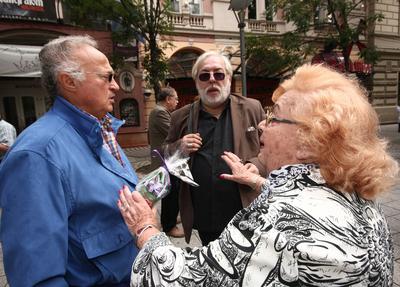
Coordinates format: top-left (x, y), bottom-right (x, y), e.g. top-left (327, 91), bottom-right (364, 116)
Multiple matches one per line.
top-left (274, 0), bottom-right (383, 71)
top-left (246, 32), bottom-right (313, 78)
top-left (64, 0), bottom-right (173, 95)
top-left (246, 0), bottom-right (382, 77)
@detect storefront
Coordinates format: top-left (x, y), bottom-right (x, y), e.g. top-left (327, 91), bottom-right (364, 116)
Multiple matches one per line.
top-left (0, 1), bottom-right (148, 147)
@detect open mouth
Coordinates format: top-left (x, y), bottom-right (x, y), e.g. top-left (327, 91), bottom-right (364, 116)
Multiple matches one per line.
top-left (207, 87), bottom-right (219, 94)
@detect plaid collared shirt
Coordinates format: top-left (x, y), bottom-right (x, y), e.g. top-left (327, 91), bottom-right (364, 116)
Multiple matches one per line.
top-left (100, 115), bottom-right (124, 166)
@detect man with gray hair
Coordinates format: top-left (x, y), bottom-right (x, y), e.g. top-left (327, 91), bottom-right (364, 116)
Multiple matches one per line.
top-left (148, 86), bottom-right (183, 238)
top-left (0, 35), bottom-right (139, 286)
top-left (164, 51), bottom-right (266, 245)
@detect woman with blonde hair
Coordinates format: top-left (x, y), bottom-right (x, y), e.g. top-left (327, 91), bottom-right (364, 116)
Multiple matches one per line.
top-left (118, 64), bottom-right (398, 286)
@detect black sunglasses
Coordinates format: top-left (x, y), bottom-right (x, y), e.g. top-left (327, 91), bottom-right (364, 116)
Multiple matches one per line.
top-left (98, 72), bottom-right (115, 83)
top-left (83, 71), bottom-right (115, 83)
top-left (198, 72), bottom-right (225, 82)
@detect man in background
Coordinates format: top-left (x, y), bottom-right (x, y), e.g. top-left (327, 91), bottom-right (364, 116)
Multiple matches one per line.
top-left (0, 115), bottom-right (16, 163)
top-left (164, 51), bottom-right (266, 245)
top-left (0, 35), bottom-right (139, 286)
top-left (148, 86), bottom-right (184, 237)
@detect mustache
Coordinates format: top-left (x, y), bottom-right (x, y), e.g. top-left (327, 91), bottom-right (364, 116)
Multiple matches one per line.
top-left (205, 85), bottom-right (221, 93)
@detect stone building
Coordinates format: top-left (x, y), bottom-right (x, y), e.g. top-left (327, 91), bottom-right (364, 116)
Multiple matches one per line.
top-left (372, 0), bottom-right (400, 122)
top-left (161, 0), bottom-right (399, 122)
top-left (0, 1), bottom-right (148, 147)
top-left (1, 0), bottom-right (398, 149)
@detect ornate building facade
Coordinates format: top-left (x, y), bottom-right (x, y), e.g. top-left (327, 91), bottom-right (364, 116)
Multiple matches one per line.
top-left (159, 0), bottom-right (399, 123)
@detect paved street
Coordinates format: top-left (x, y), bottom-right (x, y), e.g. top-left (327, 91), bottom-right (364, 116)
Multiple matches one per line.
top-left (378, 124), bottom-right (400, 286)
top-left (0, 124), bottom-right (399, 286)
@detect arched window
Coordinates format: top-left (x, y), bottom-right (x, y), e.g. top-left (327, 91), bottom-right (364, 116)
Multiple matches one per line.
top-left (168, 49), bottom-right (202, 78)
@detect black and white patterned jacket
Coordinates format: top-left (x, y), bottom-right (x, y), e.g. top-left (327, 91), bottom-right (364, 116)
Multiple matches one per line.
top-left (131, 164), bottom-right (393, 286)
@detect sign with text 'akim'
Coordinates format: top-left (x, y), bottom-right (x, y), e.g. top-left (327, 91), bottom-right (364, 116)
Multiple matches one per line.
top-left (0, 0), bottom-right (60, 23)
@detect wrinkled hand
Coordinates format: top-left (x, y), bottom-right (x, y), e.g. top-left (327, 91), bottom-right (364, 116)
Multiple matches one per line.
top-left (118, 186), bottom-right (158, 236)
top-left (244, 162), bottom-right (259, 174)
top-left (220, 151), bottom-right (259, 186)
top-left (181, 133), bottom-right (202, 154)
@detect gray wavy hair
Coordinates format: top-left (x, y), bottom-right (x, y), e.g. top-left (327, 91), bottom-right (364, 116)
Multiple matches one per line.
top-left (191, 51), bottom-right (233, 80)
top-left (39, 35), bottom-right (98, 98)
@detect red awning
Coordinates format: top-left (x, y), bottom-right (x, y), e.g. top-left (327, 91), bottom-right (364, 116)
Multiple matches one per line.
top-left (312, 50), bottom-right (372, 74)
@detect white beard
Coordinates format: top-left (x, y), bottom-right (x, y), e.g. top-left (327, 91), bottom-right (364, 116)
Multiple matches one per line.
top-left (197, 82), bottom-right (231, 108)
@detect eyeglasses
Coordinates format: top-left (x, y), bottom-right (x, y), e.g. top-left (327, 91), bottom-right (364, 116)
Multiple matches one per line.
top-left (265, 110), bottom-right (297, 126)
top-left (83, 71), bottom-right (115, 83)
top-left (198, 72), bottom-right (225, 82)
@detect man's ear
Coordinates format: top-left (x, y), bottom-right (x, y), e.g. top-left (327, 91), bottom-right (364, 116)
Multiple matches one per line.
top-left (58, 73), bottom-right (77, 94)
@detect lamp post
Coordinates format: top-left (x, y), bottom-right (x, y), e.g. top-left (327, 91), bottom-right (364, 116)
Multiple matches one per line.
top-left (229, 0), bottom-right (252, 97)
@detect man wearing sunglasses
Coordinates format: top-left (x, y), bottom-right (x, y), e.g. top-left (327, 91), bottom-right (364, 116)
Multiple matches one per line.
top-left (164, 51), bottom-right (266, 245)
top-left (0, 35), bottom-right (139, 286)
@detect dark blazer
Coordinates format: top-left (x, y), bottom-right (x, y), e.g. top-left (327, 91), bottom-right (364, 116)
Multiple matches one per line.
top-left (148, 104), bottom-right (171, 170)
top-left (165, 94), bottom-right (266, 242)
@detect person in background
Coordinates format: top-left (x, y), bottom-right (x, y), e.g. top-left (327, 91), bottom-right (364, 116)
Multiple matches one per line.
top-left (148, 86), bottom-right (183, 238)
top-left (119, 64), bottom-right (398, 286)
top-left (0, 114), bottom-right (16, 163)
top-left (163, 51), bottom-right (265, 245)
top-left (0, 35), bottom-right (139, 286)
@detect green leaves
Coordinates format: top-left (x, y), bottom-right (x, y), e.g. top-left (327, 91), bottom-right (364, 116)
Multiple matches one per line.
top-left (258, 0), bottom-right (382, 72)
top-left (64, 0), bottom-right (174, 94)
top-left (246, 32), bottom-right (313, 77)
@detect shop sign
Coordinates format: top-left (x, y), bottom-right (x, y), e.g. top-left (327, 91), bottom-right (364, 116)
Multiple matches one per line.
top-left (0, 0), bottom-right (58, 22)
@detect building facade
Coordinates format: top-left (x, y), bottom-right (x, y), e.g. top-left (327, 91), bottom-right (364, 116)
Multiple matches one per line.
top-left (1, 0), bottom-right (398, 150)
top-left (161, 0), bottom-right (287, 109)
top-left (372, 0), bottom-right (400, 123)
top-left (162, 0), bottom-right (400, 122)
top-left (0, 1), bottom-right (148, 147)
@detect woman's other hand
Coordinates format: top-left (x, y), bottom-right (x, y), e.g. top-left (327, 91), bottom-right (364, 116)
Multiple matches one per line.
top-left (220, 151), bottom-right (262, 187)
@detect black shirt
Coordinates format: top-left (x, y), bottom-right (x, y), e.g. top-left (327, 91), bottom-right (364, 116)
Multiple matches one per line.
top-left (190, 101), bottom-right (242, 232)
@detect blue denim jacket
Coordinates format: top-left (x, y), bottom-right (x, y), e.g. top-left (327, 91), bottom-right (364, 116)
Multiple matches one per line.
top-left (0, 96), bottom-right (139, 286)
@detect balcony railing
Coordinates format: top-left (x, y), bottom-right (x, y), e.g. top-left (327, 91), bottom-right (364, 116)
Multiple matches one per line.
top-left (168, 11), bottom-right (206, 28)
top-left (168, 12), bottom-right (286, 34)
top-left (247, 19), bottom-right (281, 33)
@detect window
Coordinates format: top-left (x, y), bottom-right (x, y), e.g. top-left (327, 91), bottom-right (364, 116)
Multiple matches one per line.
top-left (22, 96), bottom-right (37, 128)
top-left (2, 97), bottom-right (18, 133)
top-left (171, 0), bottom-right (180, 12)
top-left (189, 0), bottom-right (200, 14)
top-left (314, 4), bottom-right (332, 28)
top-left (248, 0), bottom-right (257, 19)
top-left (265, 0), bottom-right (273, 21)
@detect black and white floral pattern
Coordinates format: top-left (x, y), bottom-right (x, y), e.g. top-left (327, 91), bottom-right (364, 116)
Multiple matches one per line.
top-left (131, 164), bottom-right (393, 286)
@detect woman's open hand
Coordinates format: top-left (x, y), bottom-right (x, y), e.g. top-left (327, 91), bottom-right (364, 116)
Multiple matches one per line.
top-left (220, 151), bottom-right (260, 186)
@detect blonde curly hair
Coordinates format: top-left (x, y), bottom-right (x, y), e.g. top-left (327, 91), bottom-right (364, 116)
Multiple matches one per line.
top-left (273, 64), bottom-right (399, 199)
